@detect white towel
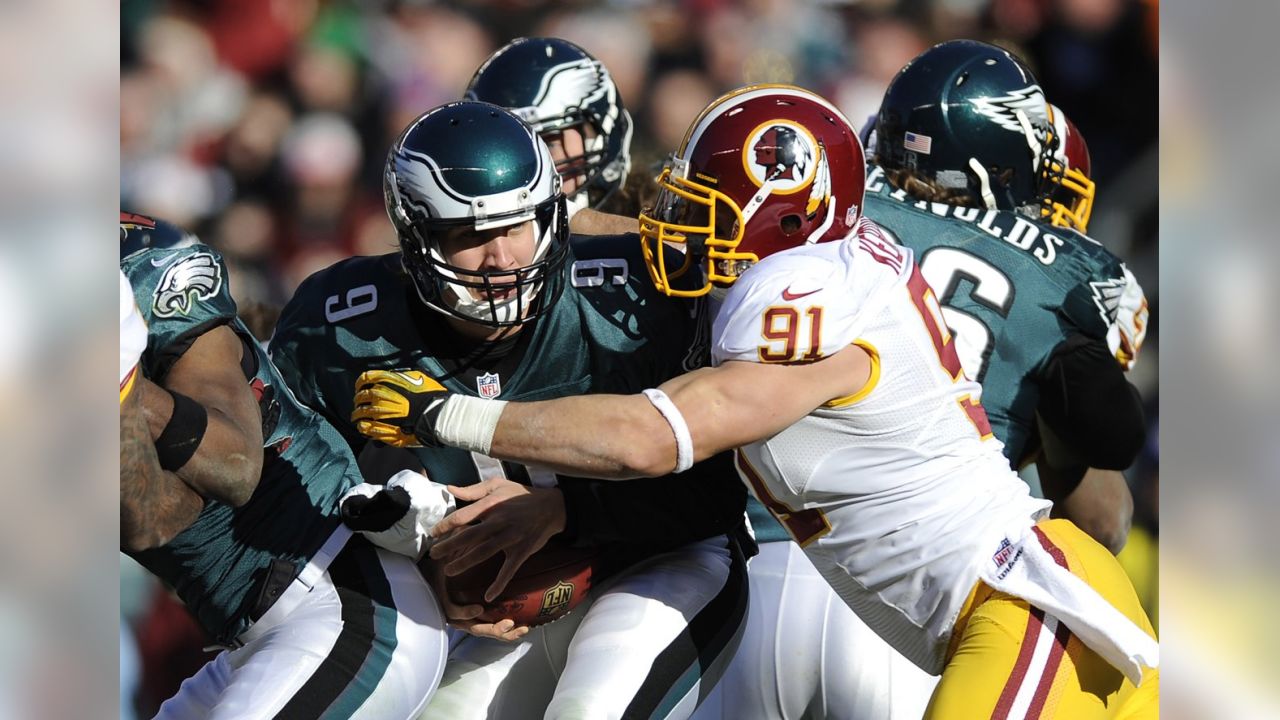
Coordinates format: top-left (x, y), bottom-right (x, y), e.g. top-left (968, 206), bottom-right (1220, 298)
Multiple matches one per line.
top-left (978, 524), bottom-right (1159, 686)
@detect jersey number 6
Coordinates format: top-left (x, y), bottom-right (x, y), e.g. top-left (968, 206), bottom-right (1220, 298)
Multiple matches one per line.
top-left (918, 247), bottom-right (1013, 382)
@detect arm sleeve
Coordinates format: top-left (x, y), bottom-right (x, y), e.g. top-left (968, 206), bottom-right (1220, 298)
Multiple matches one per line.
top-left (1037, 333), bottom-right (1146, 469)
top-left (555, 451), bottom-right (747, 551)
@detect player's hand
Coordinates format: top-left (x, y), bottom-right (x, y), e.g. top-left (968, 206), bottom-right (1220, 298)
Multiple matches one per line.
top-left (351, 369), bottom-right (450, 448)
top-left (1112, 266), bottom-right (1149, 371)
top-left (459, 618), bottom-right (532, 642)
top-left (429, 478), bottom-right (567, 602)
top-left (420, 556), bottom-right (530, 642)
top-left (340, 470), bottom-right (456, 560)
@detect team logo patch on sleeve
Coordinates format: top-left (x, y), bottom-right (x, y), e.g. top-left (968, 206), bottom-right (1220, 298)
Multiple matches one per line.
top-left (152, 252), bottom-right (222, 317)
top-left (1089, 277), bottom-right (1125, 327)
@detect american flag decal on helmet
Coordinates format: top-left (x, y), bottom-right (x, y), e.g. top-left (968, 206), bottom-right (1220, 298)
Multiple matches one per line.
top-left (904, 132), bottom-right (932, 154)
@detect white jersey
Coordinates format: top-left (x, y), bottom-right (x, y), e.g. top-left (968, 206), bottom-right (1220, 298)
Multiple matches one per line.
top-left (120, 269), bottom-right (148, 400)
top-left (711, 218), bottom-right (1051, 674)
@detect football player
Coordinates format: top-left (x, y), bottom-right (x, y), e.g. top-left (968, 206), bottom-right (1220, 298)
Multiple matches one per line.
top-left (121, 214), bottom-right (447, 718)
top-left (696, 47), bottom-right (1153, 720)
top-left (268, 102), bottom-right (749, 719)
top-left (376, 86), bottom-right (1160, 719)
top-left (867, 41), bottom-right (1148, 551)
top-left (466, 36), bottom-right (638, 235)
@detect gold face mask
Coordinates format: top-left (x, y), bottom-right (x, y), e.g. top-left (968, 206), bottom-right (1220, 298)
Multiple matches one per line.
top-left (1042, 159), bottom-right (1096, 233)
top-left (639, 161), bottom-right (757, 298)
top-left (1041, 105), bottom-right (1096, 234)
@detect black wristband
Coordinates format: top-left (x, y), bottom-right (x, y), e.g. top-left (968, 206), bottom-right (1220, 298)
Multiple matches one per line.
top-left (156, 390), bottom-right (209, 471)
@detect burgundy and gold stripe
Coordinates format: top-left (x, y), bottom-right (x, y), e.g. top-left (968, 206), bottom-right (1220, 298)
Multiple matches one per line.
top-left (990, 525), bottom-right (1074, 719)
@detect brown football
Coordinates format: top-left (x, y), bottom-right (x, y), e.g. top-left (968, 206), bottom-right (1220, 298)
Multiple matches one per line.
top-left (439, 540), bottom-right (600, 627)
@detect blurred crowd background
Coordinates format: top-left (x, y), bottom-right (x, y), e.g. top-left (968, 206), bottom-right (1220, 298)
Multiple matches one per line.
top-left (119, 0), bottom-right (1158, 716)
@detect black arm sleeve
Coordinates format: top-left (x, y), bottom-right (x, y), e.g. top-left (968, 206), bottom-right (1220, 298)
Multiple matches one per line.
top-left (1038, 333), bottom-right (1146, 469)
top-left (555, 451), bottom-right (747, 553)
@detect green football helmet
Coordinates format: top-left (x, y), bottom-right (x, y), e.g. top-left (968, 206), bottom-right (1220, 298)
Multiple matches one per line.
top-left (383, 101), bottom-right (569, 327)
top-left (874, 40), bottom-right (1058, 216)
top-left (466, 37), bottom-right (632, 215)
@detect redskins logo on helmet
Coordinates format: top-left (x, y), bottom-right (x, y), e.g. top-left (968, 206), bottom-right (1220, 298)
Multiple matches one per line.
top-left (744, 121), bottom-right (819, 194)
top-left (640, 85), bottom-right (865, 298)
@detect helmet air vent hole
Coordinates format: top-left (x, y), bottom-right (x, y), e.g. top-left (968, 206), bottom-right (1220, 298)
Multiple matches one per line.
top-left (780, 214), bottom-right (803, 235)
top-left (450, 119), bottom-right (459, 126)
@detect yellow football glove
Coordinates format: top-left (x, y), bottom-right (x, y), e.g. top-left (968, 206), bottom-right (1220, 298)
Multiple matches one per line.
top-left (352, 370), bottom-right (450, 448)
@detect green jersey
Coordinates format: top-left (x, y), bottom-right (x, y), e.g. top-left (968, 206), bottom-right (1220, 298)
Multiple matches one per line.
top-left (863, 165), bottom-right (1128, 466)
top-left (271, 234), bottom-right (745, 552)
top-left (121, 216), bottom-right (356, 643)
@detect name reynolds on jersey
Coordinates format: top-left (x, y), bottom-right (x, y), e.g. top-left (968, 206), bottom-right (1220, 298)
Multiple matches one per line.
top-left (867, 168), bottom-right (1064, 266)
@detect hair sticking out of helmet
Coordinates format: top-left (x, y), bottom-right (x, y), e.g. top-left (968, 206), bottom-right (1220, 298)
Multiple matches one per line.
top-left (1042, 104), bottom-right (1096, 233)
top-left (874, 39), bottom-right (1058, 217)
top-left (384, 101), bottom-right (570, 328)
top-left (466, 37), bottom-right (633, 217)
top-left (639, 84), bottom-right (866, 298)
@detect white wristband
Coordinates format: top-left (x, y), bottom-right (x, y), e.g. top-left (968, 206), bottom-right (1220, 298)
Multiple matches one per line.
top-left (435, 395), bottom-right (507, 455)
top-left (642, 388), bottom-right (694, 473)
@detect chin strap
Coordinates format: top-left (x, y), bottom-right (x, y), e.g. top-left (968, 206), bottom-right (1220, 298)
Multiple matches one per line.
top-left (968, 158), bottom-right (998, 211)
top-left (740, 178), bottom-right (777, 227)
top-left (968, 109), bottom-right (1047, 213)
top-left (804, 194), bottom-right (837, 245)
top-left (1015, 109), bottom-right (1046, 173)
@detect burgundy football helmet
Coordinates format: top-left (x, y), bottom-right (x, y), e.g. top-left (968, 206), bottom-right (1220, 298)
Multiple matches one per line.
top-left (1041, 103), bottom-right (1096, 233)
top-left (640, 85), bottom-right (866, 297)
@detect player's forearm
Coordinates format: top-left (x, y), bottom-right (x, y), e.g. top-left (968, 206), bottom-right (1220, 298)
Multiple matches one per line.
top-left (121, 395), bottom-right (203, 551)
top-left (139, 377), bottom-right (263, 507)
top-left (178, 418), bottom-right (264, 507)
top-left (491, 394), bottom-right (678, 479)
top-left (1044, 464), bottom-right (1134, 555)
top-left (121, 468), bottom-right (205, 551)
top-left (568, 208), bottom-right (639, 235)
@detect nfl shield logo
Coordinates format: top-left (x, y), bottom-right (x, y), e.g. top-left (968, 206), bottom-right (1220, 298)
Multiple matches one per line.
top-left (476, 372), bottom-right (502, 399)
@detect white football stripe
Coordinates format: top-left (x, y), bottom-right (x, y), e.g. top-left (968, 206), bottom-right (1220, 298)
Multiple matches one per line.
top-left (1007, 613), bottom-right (1061, 719)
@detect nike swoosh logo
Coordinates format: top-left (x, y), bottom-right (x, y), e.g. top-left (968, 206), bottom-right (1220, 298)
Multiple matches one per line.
top-left (781, 287), bottom-right (821, 301)
top-left (397, 372), bottom-right (425, 386)
top-left (150, 252), bottom-right (179, 267)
